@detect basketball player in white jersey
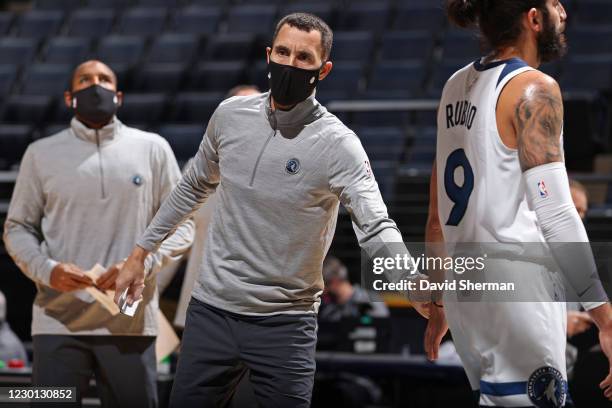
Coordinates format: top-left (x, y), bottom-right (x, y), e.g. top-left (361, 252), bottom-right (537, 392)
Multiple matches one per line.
top-left (423, 1), bottom-right (612, 406)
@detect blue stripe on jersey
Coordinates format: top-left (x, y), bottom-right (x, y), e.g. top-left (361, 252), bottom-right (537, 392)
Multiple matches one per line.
top-left (480, 380), bottom-right (527, 396)
top-left (496, 58), bottom-right (529, 87)
top-left (473, 57), bottom-right (515, 71)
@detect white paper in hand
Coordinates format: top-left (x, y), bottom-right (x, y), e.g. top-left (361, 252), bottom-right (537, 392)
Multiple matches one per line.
top-left (118, 288), bottom-right (142, 317)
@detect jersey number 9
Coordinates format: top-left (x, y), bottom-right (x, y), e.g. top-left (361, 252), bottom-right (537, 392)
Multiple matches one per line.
top-left (444, 148), bottom-right (474, 226)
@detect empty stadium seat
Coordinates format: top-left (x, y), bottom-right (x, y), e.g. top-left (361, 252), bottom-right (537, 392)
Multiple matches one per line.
top-left (95, 36), bottom-right (146, 66)
top-left (442, 30), bottom-right (482, 60)
top-left (0, 38), bottom-right (38, 67)
top-left (148, 34), bottom-right (198, 64)
top-left (0, 125), bottom-right (32, 169)
top-left (35, 0), bottom-right (83, 10)
top-left (560, 55), bottom-right (612, 93)
top-left (203, 33), bottom-right (256, 61)
top-left (20, 64), bottom-right (72, 96)
top-left (83, 0), bottom-right (128, 10)
top-left (226, 5), bottom-right (277, 34)
top-left (367, 60), bottom-right (425, 98)
top-left (189, 61), bottom-right (247, 91)
top-left (1, 95), bottom-right (53, 124)
top-left (190, 0), bottom-right (229, 5)
top-left (0, 65), bottom-right (17, 97)
top-left (134, 0), bottom-right (179, 6)
top-left (337, 1), bottom-right (390, 32)
top-left (171, 92), bottom-right (224, 123)
top-left (132, 63), bottom-right (186, 92)
top-left (279, 3), bottom-right (333, 26)
top-left (331, 32), bottom-right (373, 62)
top-left (119, 93), bottom-right (167, 125)
top-left (0, 12), bottom-right (14, 35)
top-left (379, 31), bottom-right (434, 61)
top-left (157, 123), bottom-right (206, 164)
top-left (393, 5), bottom-right (444, 32)
top-left (118, 7), bottom-right (168, 36)
top-left (171, 6), bottom-right (222, 35)
top-left (574, 1), bottom-right (612, 27)
top-left (322, 62), bottom-right (364, 94)
top-left (567, 26), bottom-right (612, 56)
top-left (14, 10), bottom-right (64, 39)
top-left (357, 126), bottom-right (406, 162)
top-left (67, 9), bottom-right (115, 37)
top-left (43, 37), bottom-right (91, 65)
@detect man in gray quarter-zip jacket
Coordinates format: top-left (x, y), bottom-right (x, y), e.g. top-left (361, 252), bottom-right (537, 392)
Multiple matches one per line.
top-left (3, 60), bottom-right (195, 408)
top-left (116, 14), bottom-right (426, 408)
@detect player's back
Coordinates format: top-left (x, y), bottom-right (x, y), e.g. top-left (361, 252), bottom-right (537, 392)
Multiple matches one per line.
top-left (436, 58), bottom-right (545, 243)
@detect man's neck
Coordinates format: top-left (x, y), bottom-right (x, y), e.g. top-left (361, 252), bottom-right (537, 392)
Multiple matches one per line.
top-left (270, 96), bottom-right (296, 112)
top-left (488, 39), bottom-right (540, 69)
top-left (76, 115), bottom-right (110, 130)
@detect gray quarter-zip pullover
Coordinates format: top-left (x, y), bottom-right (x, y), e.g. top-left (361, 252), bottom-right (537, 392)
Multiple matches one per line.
top-left (3, 117), bottom-right (195, 336)
top-left (138, 92), bottom-right (405, 315)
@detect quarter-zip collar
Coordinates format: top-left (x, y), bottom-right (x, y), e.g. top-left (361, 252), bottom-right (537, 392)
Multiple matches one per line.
top-left (263, 90), bottom-right (326, 131)
top-left (70, 116), bottom-right (122, 146)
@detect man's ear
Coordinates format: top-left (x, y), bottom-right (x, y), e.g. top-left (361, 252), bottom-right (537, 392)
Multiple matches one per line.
top-left (116, 91), bottom-right (123, 107)
top-left (319, 61), bottom-right (333, 81)
top-left (526, 8), bottom-right (543, 33)
top-left (266, 47), bottom-right (271, 64)
top-left (64, 90), bottom-right (73, 109)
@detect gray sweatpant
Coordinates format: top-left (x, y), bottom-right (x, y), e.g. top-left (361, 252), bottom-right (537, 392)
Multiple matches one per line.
top-left (32, 335), bottom-right (157, 408)
top-left (170, 298), bottom-right (317, 408)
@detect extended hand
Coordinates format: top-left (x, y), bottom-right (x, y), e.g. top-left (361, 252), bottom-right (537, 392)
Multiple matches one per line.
top-left (50, 263), bottom-right (93, 292)
top-left (424, 304), bottom-right (449, 361)
top-left (96, 261), bottom-right (125, 291)
top-left (113, 247), bottom-right (148, 307)
top-left (599, 322), bottom-right (612, 400)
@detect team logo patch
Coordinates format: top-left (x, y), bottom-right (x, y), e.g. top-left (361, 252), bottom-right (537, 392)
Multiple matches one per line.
top-left (132, 175), bottom-right (144, 186)
top-left (285, 158), bottom-right (300, 175)
top-left (527, 366), bottom-right (566, 408)
top-left (538, 180), bottom-right (549, 198)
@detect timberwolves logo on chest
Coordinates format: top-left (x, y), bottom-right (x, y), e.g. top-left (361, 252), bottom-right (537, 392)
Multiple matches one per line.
top-left (132, 174), bottom-right (144, 187)
top-left (285, 158), bottom-right (301, 175)
top-left (527, 366), bottom-right (567, 408)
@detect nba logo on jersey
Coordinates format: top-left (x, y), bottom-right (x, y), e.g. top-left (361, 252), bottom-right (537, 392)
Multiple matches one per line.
top-left (538, 181), bottom-right (548, 198)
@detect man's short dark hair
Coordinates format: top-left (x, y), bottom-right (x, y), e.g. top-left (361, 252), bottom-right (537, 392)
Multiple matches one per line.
top-left (322, 255), bottom-right (348, 285)
top-left (272, 13), bottom-right (333, 60)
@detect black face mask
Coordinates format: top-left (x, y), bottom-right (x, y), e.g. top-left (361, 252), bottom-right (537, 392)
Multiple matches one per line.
top-left (71, 84), bottom-right (119, 125)
top-left (268, 60), bottom-right (322, 107)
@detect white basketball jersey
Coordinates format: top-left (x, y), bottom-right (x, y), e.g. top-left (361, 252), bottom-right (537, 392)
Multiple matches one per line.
top-left (436, 58), bottom-right (546, 243)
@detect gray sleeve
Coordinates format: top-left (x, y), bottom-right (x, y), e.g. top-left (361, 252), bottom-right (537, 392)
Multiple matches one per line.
top-left (327, 134), bottom-right (419, 285)
top-left (143, 140), bottom-right (196, 276)
top-left (2, 146), bottom-right (58, 287)
top-left (327, 134), bottom-right (404, 246)
top-left (137, 114), bottom-right (220, 253)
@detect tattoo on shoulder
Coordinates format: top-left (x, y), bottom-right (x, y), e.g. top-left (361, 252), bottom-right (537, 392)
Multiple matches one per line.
top-left (515, 85), bottom-right (564, 171)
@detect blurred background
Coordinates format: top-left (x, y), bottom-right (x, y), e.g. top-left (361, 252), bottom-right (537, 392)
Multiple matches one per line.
top-left (0, 0), bottom-right (610, 407)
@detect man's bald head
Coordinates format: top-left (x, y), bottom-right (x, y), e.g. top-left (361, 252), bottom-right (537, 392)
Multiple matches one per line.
top-left (69, 60), bottom-right (118, 93)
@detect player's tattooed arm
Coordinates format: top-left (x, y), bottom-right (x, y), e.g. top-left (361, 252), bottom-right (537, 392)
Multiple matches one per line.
top-left (514, 77), bottom-right (565, 172)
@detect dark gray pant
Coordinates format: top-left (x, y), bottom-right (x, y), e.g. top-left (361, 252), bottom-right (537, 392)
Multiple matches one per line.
top-left (170, 298), bottom-right (317, 408)
top-left (32, 335), bottom-right (157, 408)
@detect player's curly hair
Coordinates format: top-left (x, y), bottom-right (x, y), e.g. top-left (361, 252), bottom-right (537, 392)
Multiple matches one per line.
top-left (446, 0), bottom-right (548, 50)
